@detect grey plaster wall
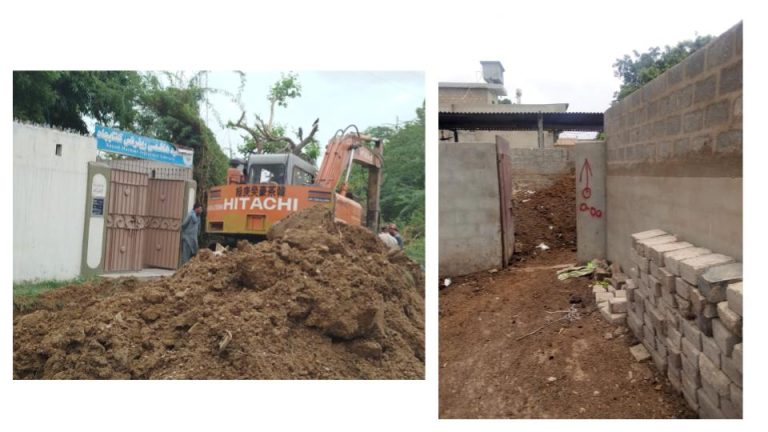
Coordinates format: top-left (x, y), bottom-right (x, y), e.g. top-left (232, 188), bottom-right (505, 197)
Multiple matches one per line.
top-left (439, 141), bottom-right (502, 276)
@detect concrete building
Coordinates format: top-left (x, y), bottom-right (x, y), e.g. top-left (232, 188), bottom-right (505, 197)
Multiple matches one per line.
top-left (439, 61), bottom-right (569, 148)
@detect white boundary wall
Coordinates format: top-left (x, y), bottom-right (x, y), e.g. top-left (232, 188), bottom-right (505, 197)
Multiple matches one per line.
top-left (13, 123), bottom-right (97, 282)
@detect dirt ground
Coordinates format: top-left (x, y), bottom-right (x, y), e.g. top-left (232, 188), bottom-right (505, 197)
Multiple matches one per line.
top-left (439, 173), bottom-right (695, 418)
top-left (14, 206), bottom-right (424, 379)
top-left (512, 175), bottom-right (577, 262)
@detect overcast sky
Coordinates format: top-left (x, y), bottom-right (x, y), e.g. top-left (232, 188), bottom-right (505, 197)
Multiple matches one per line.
top-left (434, 4), bottom-right (745, 136)
top-left (201, 71), bottom-right (424, 160)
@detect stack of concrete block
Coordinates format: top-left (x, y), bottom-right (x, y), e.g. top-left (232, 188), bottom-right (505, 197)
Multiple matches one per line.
top-left (593, 283), bottom-right (628, 325)
top-left (624, 229), bottom-right (742, 419)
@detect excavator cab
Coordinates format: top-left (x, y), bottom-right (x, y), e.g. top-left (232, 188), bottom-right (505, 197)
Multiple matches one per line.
top-left (245, 153), bottom-right (317, 186)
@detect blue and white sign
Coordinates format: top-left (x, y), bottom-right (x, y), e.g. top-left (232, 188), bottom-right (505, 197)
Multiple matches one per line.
top-left (95, 124), bottom-right (194, 168)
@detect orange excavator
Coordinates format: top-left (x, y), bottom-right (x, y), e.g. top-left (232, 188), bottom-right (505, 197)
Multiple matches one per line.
top-left (205, 126), bottom-right (383, 242)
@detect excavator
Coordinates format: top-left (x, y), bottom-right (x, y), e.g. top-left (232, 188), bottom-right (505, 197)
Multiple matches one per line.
top-left (205, 126), bottom-right (383, 242)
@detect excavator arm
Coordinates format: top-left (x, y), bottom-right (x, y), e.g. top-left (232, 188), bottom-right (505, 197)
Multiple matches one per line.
top-left (315, 129), bottom-right (383, 232)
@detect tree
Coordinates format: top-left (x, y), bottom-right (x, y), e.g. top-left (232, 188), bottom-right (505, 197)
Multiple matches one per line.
top-left (613, 34), bottom-right (713, 101)
top-left (136, 72), bottom-right (228, 205)
top-left (13, 71), bottom-right (144, 133)
top-left (228, 72), bottom-right (320, 160)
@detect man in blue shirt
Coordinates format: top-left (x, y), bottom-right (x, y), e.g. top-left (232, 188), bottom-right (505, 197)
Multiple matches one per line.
top-left (181, 203), bottom-right (203, 264)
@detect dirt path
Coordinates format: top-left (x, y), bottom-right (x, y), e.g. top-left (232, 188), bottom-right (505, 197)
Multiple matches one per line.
top-left (439, 249), bottom-right (696, 419)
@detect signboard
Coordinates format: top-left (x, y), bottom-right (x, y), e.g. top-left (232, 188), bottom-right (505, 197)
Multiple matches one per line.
top-left (95, 124), bottom-right (194, 168)
top-left (91, 198), bottom-right (105, 216)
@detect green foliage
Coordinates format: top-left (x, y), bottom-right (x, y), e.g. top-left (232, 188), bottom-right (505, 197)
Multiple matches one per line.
top-left (613, 35), bottom-right (713, 101)
top-left (348, 103), bottom-right (425, 263)
top-left (269, 72), bottom-right (302, 108)
top-left (137, 73), bottom-right (228, 198)
top-left (13, 71), bottom-right (143, 133)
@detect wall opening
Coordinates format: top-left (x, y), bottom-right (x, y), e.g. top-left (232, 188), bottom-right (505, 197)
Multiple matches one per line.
top-left (55, 144), bottom-right (62, 156)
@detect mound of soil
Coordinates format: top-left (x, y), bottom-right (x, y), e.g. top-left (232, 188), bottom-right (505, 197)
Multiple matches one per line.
top-left (513, 175), bottom-right (576, 261)
top-left (14, 206), bottom-right (424, 379)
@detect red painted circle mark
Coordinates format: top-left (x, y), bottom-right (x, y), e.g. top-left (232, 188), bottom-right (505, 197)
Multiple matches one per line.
top-left (596, 210), bottom-right (603, 218)
top-left (590, 207), bottom-right (598, 217)
top-left (579, 203), bottom-right (589, 211)
top-left (582, 187), bottom-right (592, 199)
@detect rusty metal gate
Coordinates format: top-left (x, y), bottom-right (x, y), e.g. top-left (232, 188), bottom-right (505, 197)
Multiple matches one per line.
top-left (144, 179), bottom-right (185, 269)
top-left (496, 139), bottom-right (515, 268)
top-left (104, 169), bottom-right (148, 272)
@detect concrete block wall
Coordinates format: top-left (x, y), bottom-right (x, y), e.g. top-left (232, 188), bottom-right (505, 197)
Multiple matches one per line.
top-left (438, 87), bottom-right (494, 107)
top-left (604, 22), bottom-right (742, 273)
top-left (507, 148), bottom-right (574, 190)
top-left (439, 141), bottom-right (503, 276)
top-left (624, 229), bottom-right (742, 418)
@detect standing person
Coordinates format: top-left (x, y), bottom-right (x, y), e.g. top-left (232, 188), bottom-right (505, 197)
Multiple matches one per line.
top-left (388, 223), bottom-right (404, 250)
top-left (181, 203), bottom-right (203, 264)
top-left (227, 159), bottom-right (244, 184)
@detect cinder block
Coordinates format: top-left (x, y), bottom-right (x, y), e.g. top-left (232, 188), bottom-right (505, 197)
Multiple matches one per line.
top-left (592, 285), bottom-right (607, 294)
top-left (656, 337), bottom-right (668, 358)
top-left (609, 297), bottom-right (628, 314)
top-left (665, 247), bottom-right (711, 276)
top-left (648, 241), bottom-right (694, 265)
top-left (661, 289), bottom-right (678, 309)
top-left (631, 229), bottom-right (668, 249)
top-left (681, 353), bottom-right (701, 386)
top-left (699, 354), bottom-right (731, 398)
top-left (661, 304), bottom-right (679, 331)
top-left (648, 275), bottom-right (663, 297)
top-left (667, 326), bottom-right (682, 350)
top-left (675, 277), bottom-right (695, 300)
top-left (702, 335), bottom-right (721, 367)
top-left (648, 304), bottom-right (666, 335)
top-left (615, 290), bottom-right (627, 298)
top-left (726, 282), bottom-right (743, 316)
top-left (720, 398), bottom-right (742, 419)
top-left (631, 248), bottom-right (650, 273)
top-left (682, 375), bottom-right (699, 411)
top-left (679, 254), bottom-right (735, 285)
top-left (700, 379), bottom-right (722, 411)
top-left (658, 267), bottom-right (676, 293)
top-left (599, 304), bottom-right (626, 325)
top-left (628, 312), bottom-right (643, 338)
top-left (651, 349), bottom-right (668, 373)
top-left (716, 301), bottom-right (742, 337)
top-left (625, 278), bottom-right (637, 291)
top-left (730, 383), bottom-right (743, 416)
top-left (681, 336), bottom-right (700, 360)
top-left (595, 291), bottom-right (614, 304)
top-left (689, 286), bottom-right (707, 318)
top-left (712, 319), bottom-right (738, 356)
top-left (638, 235), bottom-right (678, 257)
top-left (697, 388), bottom-right (724, 419)
top-left (721, 353), bottom-right (742, 387)
top-left (667, 343), bottom-right (682, 369)
top-left (681, 318), bottom-right (702, 351)
top-left (732, 343), bottom-right (742, 368)
top-left (668, 367), bottom-right (683, 393)
top-left (698, 263), bottom-right (742, 303)
top-left (702, 302), bottom-right (718, 319)
top-left (697, 314), bottom-right (713, 337)
top-left (629, 343), bottom-right (651, 362)
top-left (676, 295), bottom-right (691, 315)
top-left (650, 261), bottom-right (661, 279)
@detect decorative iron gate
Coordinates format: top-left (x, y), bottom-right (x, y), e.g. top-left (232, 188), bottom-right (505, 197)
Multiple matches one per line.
top-left (144, 179), bottom-right (185, 269)
top-left (104, 169), bottom-right (148, 272)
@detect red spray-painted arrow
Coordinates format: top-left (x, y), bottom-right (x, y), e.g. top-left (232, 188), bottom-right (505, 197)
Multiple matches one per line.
top-left (579, 159), bottom-right (593, 189)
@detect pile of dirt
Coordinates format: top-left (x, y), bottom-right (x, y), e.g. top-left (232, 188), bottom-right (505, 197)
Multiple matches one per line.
top-left (13, 206), bottom-right (424, 379)
top-left (513, 175), bottom-right (576, 261)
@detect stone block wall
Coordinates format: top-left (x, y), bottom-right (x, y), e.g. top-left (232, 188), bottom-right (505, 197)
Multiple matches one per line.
top-left (603, 22), bottom-right (742, 273)
top-left (624, 229), bottom-right (742, 419)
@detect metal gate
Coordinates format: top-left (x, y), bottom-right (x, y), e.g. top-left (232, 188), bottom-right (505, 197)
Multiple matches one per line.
top-left (496, 138), bottom-right (515, 268)
top-left (144, 179), bottom-right (185, 269)
top-left (104, 169), bottom-right (148, 272)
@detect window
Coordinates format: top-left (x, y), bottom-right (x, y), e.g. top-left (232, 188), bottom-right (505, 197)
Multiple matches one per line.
top-left (248, 164), bottom-right (287, 184)
top-left (55, 144), bottom-right (62, 156)
top-left (292, 167), bottom-right (314, 185)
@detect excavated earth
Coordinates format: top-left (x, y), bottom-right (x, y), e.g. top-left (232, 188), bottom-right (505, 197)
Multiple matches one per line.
top-left (512, 175), bottom-right (577, 262)
top-left (14, 206), bottom-right (424, 379)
